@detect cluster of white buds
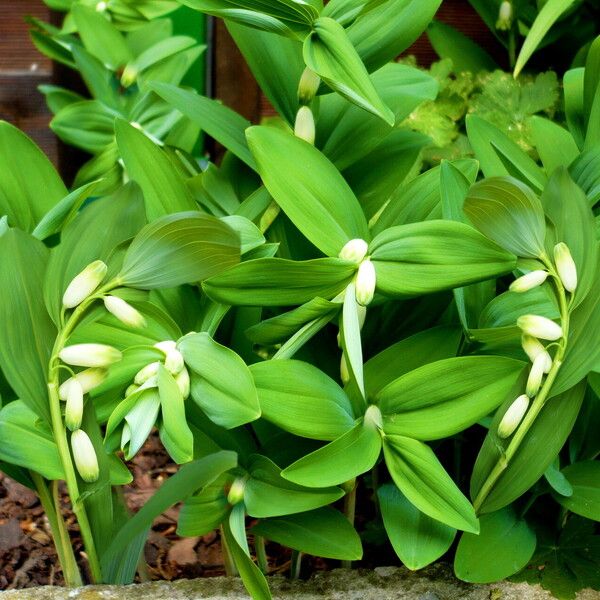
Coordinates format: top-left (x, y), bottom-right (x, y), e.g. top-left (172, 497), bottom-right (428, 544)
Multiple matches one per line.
top-left (339, 239), bottom-right (376, 307)
top-left (496, 0), bottom-right (513, 30)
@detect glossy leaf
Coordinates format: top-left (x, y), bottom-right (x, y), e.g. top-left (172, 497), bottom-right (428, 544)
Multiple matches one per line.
top-left (529, 116), bottom-right (579, 176)
top-left (556, 461), bottom-right (600, 521)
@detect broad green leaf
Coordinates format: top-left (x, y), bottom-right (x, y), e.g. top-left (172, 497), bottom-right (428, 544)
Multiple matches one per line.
top-left (556, 461), bottom-right (600, 521)
top-left (246, 126), bottom-right (369, 256)
top-left (464, 176), bottom-right (547, 258)
top-left (466, 115), bottom-right (547, 192)
top-left (282, 419), bottom-right (382, 487)
top-left (378, 356), bottom-right (524, 440)
top-left (427, 20), bottom-right (497, 73)
top-left (529, 116), bottom-right (579, 176)
top-left (72, 46), bottom-right (120, 110)
top-left (471, 381), bottom-right (586, 514)
top-left (202, 257), bottom-right (356, 306)
top-left (370, 220), bottom-right (516, 297)
top-left (101, 450), bottom-right (237, 581)
top-left (115, 119), bottom-right (197, 221)
top-left (564, 67), bottom-right (585, 149)
top-left (570, 147), bottom-right (600, 206)
top-left (158, 365), bottom-right (194, 464)
top-left (545, 461), bottom-right (573, 497)
top-left (118, 212), bottom-right (240, 289)
top-left (383, 434), bottom-right (479, 533)
top-left (514, 0), bottom-right (578, 77)
top-left (244, 455), bottom-right (344, 518)
top-left (303, 17), bottom-right (394, 125)
top-left (0, 121), bottom-right (67, 233)
top-left (149, 82), bottom-right (257, 169)
top-left (251, 507), bottom-right (363, 560)
top-left (251, 358), bottom-right (355, 440)
top-left (0, 401), bottom-right (63, 480)
top-left (178, 332), bottom-right (260, 428)
top-left (378, 483), bottom-right (455, 571)
top-left (454, 508), bottom-right (536, 582)
top-left (0, 230), bottom-right (55, 421)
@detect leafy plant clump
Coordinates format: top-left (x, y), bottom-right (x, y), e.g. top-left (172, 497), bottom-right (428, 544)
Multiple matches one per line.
top-left (0, 1), bottom-right (599, 600)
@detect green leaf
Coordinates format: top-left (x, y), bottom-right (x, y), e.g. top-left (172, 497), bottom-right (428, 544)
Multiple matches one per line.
top-left (564, 67), bottom-right (585, 149)
top-left (464, 176), bottom-right (547, 258)
top-left (250, 360), bottom-right (355, 441)
top-left (282, 419), bottom-right (382, 487)
top-left (0, 229), bottom-right (55, 421)
top-left (427, 20), bottom-right (497, 73)
top-left (454, 507), bottom-right (536, 583)
top-left (0, 401), bottom-right (63, 480)
top-left (570, 147), bottom-right (600, 206)
top-left (115, 119), bottom-right (198, 221)
top-left (545, 461), bottom-right (573, 497)
top-left (378, 356), bottom-right (524, 440)
top-left (158, 365), bottom-right (194, 464)
top-left (101, 450), bottom-right (237, 581)
top-left (0, 121), bottom-right (67, 233)
top-left (251, 507), bottom-right (362, 560)
top-left (178, 332), bottom-right (260, 429)
top-left (246, 126), bottom-right (369, 256)
top-left (303, 17), bottom-right (393, 125)
top-left (202, 257), bottom-right (356, 306)
top-left (471, 381), bottom-right (586, 514)
top-left (378, 483), bottom-right (455, 570)
top-left (149, 82), bottom-right (257, 169)
top-left (72, 46), bottom-right (120, 110)
top-left (383, 434), bottom-right (479, 533)
top-left (118, 212), bottom-right (240, 289)
top-left (370, 220), bottom-right (516, 297)
top-left (244, 455), bottom-right (344, 518)
top-left (514, 0), bottom-right (578, 77)
top-left (529, 116), bottom-right (579, 176)
top-left (466, 115), bottom-right (547, 193)
top-left (556, 462), bottom-right (600, 521)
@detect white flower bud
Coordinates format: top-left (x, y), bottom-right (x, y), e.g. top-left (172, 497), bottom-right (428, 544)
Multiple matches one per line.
top-left (496, 0), bottom-right (513, 30)
top-left (59, 344), bottom-right (122, 368)
top-left (340, 353), bottom-right (350, 385)
top-left (125, 383), bottom-right (139, 397)
top-left (498, 394), bottom-right (529, 439)
top-left (526, 353), bottom-right (547, 398)
top-left (120, 65), bottom-right (138, 88)
top-left (71, 429), bottom-right (99, 483)
top-left (64, 380), bottom-right (84, 431)
top-left (104, 296), bottom-right (146, 328)
top-left (554, 242), bottom-right (578, 293)
top-left (96, 1), bottom-right (108, 11)
top-left (364, 405), bottom-right (383, 430)
top-left (175, 368), bottom-right (190, 399)
top-left (165, 349), bottom-right (184, 375)
top-left (355, 259), bottom-right (376, 306)
top-left (62, 260), bottom-right (107, 309)
top-left (509, 270), bottom-right (548, 293)
top-left (227, 477), bottom-right (247, 505)
top-left (339, 239), bottom-right (369, 264)
top-left (517, 315), bottom-right (563, 341)
top-left (294, 106), bottom-right (315, 145)
top-left (521, 335), bottom-right (552, 373)
top-left (298, 67), bottom-right (321, 105)
top-left (154, 340), bottom-right (177, 354)
top-left (59, 368), bottom-right (107, 400)
top-left (134, 361), bottom-right (160, 385)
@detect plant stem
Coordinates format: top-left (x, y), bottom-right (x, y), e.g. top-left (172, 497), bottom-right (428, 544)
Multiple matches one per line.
top-left (31, 474), bottom-right (82, 587)
top-left (473, 267), bottom-right (570, 513)
top-left (342, 479), bottom-right (357, 569)
top-left (255, 535), bottom-right (268, 574)
top-left (220, 525), bottom-right (238, 577)
top-left (290, 550), bottom-right (302, 579)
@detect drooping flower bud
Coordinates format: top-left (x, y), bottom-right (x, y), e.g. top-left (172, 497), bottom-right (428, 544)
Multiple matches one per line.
top-left (96, 0), bottom-right (108, 11)
top-left (175, 368), bottom-right (190, 399)
top-left (340, 353), bottom-right (350, 385)
top-left (526, 353), bottom-right (547, 398)
top-left (165, 349), bottom-right (185, 375)
top-left (554, 242), bottom-right (578, 293)
top-left (62, 260), bottom-right (107, 309)
top-left (59, 344), bottom-right (122, 368)
top-left (59, 368), bottom-right (107, 400)
top-left (521, 335), bottom-right (552, 373)
top-left (294, 106), bottom-right (316, 145)
top-left (64, 380), bottom-right (84, 431)
top-left (71, 429), bottom-right (99, 483)
top-left (154, 340), bottom-right (177, 354)
top-left (104, 296), bottom-right (146, 328)
top-left (498, 394), bottom-right (529, 439)
top-left (339, 239), bottom-right (369, 264)
top-left (134, 361), bottom-right (160, 385)
top-left (496, 0), bottom-right (513, 30)
top-left (355, 259), bottom-right (376, 306)
top-left (298, 67), bottom-right (321, 105)
top-left (364, 405), bottom-right (383, 430)
top-left (517, 315), bottom-right (563, 341)
top-left (227, 477), bottom-right (246, 505)
top-left (509, 270), bottom-right (548, 293)
top-left (120, 65), bottom-right (138, 88)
